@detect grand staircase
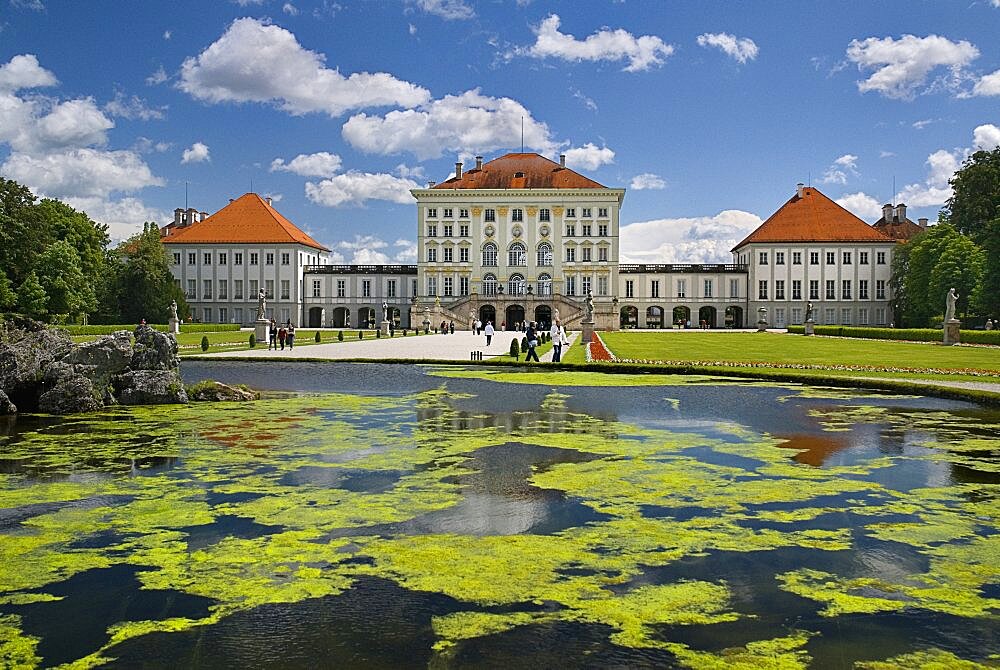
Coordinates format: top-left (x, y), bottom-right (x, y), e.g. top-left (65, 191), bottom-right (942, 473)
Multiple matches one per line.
top-left (417, 294), bottom-right (589, 330)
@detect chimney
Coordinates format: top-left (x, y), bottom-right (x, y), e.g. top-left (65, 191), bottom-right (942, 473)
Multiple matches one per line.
top-left (882, 203), bottom-right (893, 222)
top-left (894, 203), bottom-right (906, 222)
top-left (796, 183), bottom-right (805, 198)
top-left (475, 155), bottom-right (483, 170)
top-left (229, 198), bottom-right (234, 204)
top-left (265, 196), bottom-right (272, 206)
top-left (427, 180), bottom-right (436, 187)
top-left (559, 154), bottom-right (566, 168)
top-left (918, 217), bottom-right (928, 228)
top-left (174, 208), bottom-right (184, 226)
top-left (455, 162), bottom-right (463, 179)
top-left (200, 211), bottom-right (208, 222)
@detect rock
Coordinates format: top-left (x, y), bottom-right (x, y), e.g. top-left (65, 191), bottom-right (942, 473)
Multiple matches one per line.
top-left (130, 324), bottom-right (179, 371)
top-left (0, 328), bottom-right (73, 391)
top-left (114, 369), bottom-right (188, 405)
top-left (65, 331), bottom-right (133, 396)
top-left (0, 388), bottom-right (16, 415)
top-left (187, 380), bottom-right (259, 402)
top-left (38, 374), bottom-right (102, 414)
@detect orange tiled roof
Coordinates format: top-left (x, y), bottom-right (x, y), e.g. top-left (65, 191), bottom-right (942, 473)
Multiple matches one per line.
top-left (161, 193), bottom-right (329, 251)
top-left (732, 186), bottom-right (892, 250)
top-left (873, 216), bottom-right (925, 241)
top-left (432, 153), bottom-right (607, 190)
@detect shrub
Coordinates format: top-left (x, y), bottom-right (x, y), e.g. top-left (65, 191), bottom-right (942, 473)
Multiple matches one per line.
top-left (521, 336), bottom-right (529, 351)
top-left (376, 329), bottom-right (381, 338)
top-left (56, 323), bottom-right (241, 335)
top-left (249, 333), bottom-right (256, 348)
top-left (358, 330), bottom-right (363, 340)
top-left (338, 330), bottom-right (344, 342)
top-left (201, 335), bottom-right (210, 351)
top-left (403, 329), bottom-right (408, 336)
top-left (509, 338), bottom-right (520, 359)
top-left (786, 325), bottom-right (1000, 345)
top-left (315, 331), bottom-right (321, 343)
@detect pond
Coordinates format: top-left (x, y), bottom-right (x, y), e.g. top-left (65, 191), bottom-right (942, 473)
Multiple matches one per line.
top-left (1, 362), bottom-right (999, 668)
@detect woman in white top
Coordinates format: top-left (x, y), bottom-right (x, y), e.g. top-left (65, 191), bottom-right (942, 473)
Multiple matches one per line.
top-left (484, 321), bottom-right (495, 346)
top-left (550, 319), bottom-right (567, 362)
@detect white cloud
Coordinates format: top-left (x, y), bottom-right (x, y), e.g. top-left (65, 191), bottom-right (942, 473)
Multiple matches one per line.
top-left (270, 151), bottom-right (342, 176)
top-left (132, 137), bottom-right (171, 154)
top-left (395, 163), bottom-right (425, 179)
top-left (408, 0), bottom-right (474, 20)
top-left (1, 148), bottom-right (163, 199)
top-left (262, 192), bottom-right (283, 203)
top-left (846, 34), bottom-right (979, 99)
top-left (570, 87), bottom-right (597, 111)
top-left (305, 172), bottom-right (419, 207)
top-left (696, 32), bottom-right (759, 64)
top-left (178, 18), bottom-right (430, 116)
top-left (629, 172), bottom-right (666, 190)
top-left (973, 123), bottom-right (1000, 150)
top-left (408, 23), bottom-right (417, 35)
top-left (973, 69), bottom-right (1000, 96)
top-left (562, 143), bottom-right (614, 170)
top-left (393, 238), bottom-right (417, 263)
top-left (912, 118), bottom-right (936, 129)
top-left (880, 150), bottom-right (896, 158)
top-left (328, 234), bottom-right (415, 264)
top-left (516, 14), bottom-right (674, 72)
top-left (65, 196), bottom-right (170, 242)
top-left (103, 91), bottom-right (166, 121)
top-left (619, 210), bottom-right (762, 264)
top-left (10, 0), bottom-right (45, 11)
top-left (146, 66), bottom-right (168, 86)
top-left (0, 54), bottom-right (57, 91)
top-left (835, 192), bottom-right (883, 220)
top-left (0, 92), bottom-right (113, 154)
top-left (820, 153), bottom-right (859, 185)
top-left (897, 149), bottom-right (960, 207)
top-left (282, 3), bottom-right (299, 15)
top-left (233, 0), bottom-right (265, 5)
top-left (342, 88), bottom-right (556, 160)
top-left (163, 30), bottom-right (171, 40)
top-left (181, 142), bottom-right (210, 164)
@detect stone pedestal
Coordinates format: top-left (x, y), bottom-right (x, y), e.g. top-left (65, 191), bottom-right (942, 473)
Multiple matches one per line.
top-left (804, 320), bottom-right (815, 336)
top-left (581, 320), bottom-right (595, 344)
top-left (168, 318), bottom-right (180, 335)
top-left (756, 320), bottom-right (768, 333)
top-left (944, 319), bottom-right (961, 346)
top-left (254, 319), bottom-right (269, 344)
top-left (380, 320), bottom-right (390, 337)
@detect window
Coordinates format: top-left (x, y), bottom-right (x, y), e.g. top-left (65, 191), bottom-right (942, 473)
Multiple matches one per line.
top-left (581, 275), bottom-right (591, 296)
top-left (582, 247), bottom-right (592, 262)
top-left (792, 308), bottom-right (802, 325)
top-left (826, 251), bottom-right (835, 265)
top-left (444, 224), bottom-right (453, 237)
top-left (203, 308), bottom-right (212, 323)
top-left (249, 280), bottom-right (258, 299)
top-left (859, 280), bottom-right (869, 300)
top-left (173, 252), bottom-right (181, 265)
top-left (186, 279), bottom-right (196, 299)
top-left (809, 280), bottom-right (819, 300)
top-left (792, 279), bottom-right (802, 300)
top-left (459, 208), bottom-right (469, 219)
top-left (598, 247), bottom-right (608, 262)
top-left (826, 280), bottom-right (836, 300)
top-left (459, 224), bottom-right (469, 237)
top-left (279, 280), bottom-right (289, 300)
top-left (775, 280), bottom-right (785, 300)
top-left (279, 253), bottom-right (288, 265)
top-left (876, 251), bottom-right (886, 265)
top-left (203, 252), bottom-right (212, 265)
top-left (250, 253), bottom-right (259, 265)
top-left (427, 277), bottom-right (436, 296)
top-left (566, 276), bottom-right (577, 296)
top-left (218, 253), bottom-right (228, 265)
top-left (483, 274), bottom-right (498, 295)
top-left (234, 280), bottom-right (243, 300)
top-left (539, 208), bottom-right (550, 222)
top-left (730, 279), bottom-right (740, 298)
top-left (566, 208), bottom-right (576, 218)
top-left (625, 280), bottom-right (634, 298)
top-left (598, 224), bottom-right (608, 236)
top-left (443, 208), bottom-right (453, 219)
top-left (537, 243), bottom-right (553, 266)
top-left (235, 308), bottom-right (243, 324)
top-left (443, 277), bottom-right (453, 297)
top-left (508, 274), bottom-right (526, 295)
top-left (460, 276), bottom-right (469, 295)
top-left (460, 247), bottom-right (469, 263)
top-left (443, 247), bottom-right (453, 262)
top-left (337, 279), bottom-right (346, 298)
top-left (508, 242), bottom-right (526, 266)
top-left (536, 274), bottom-right (552, 296)
top-left (598, 207), bottom-right (608, 218)
top-left (484, 209), bottom-right (495, 222)
top-left (265, 280), bottom-right (274, 299)
top-left (582, 224), bottom-right (592, 236)
top-left (875, 307), bottom-right (887, 325)
top-left (582, 208), bottom-right (592, 218)
top-left (218, 280), bottom-right (228, 299)
top-left (810, 252), bottom-right (819, 265)
top-left (427, 247), bottom-right (437, 262)
top-left (235, 252), bottom-right (243, 265)
top-left (775, 252), bottom-right (785, 265)
top-left (482, 243), bottom-right (498, 266)
top-left (362, 280), bottom-right (372, 297)
top-left (187, 253), bottom-right (196, 265)
top-left (859, 308), bottom-right (869, 325)
top-left (427, 207), bottom-right (437, 218)
top-left (841, 280), bottom-right (851, 300)
top-left (650, 280), bottom-right (660, 298)
top-left (860, 251), bottom-right (869, 265)
top-left (312, 280), bottom-right (321, 298)
top-left (565, 247), bottom-right (576, 262)
top-left (775, 308), bottom-right (786, 327)
top-left (676, 279), bottom-right (687, 298)
top-left (758, 280), bottom-right (768, 300)
top-left (759, 252), bottom-right (768, 265)
top-left (843, 252), bottom-right (852, 265)
top-left (387, 280), bottom-right (397, 298)
top-left (427, 224), bottom-right (437, 237)
top-left (203, 279), bottom-right (212, 299)
top-left (219, 308), bottom-right (227, 323)
top-left (876, 280), bottom-right (886, 300)
top-left (841, 308), bottom-right (852, 325)
top-left (266, 253), bottom-right (274, 265)
top-left (566, 224), bottom-right (576, 236)
top-left (792, 252), bottom-right (802, 265)
top-left (825, 308), bottom-right (835, 325)
top-left (511, 208), bottom-right (523, 222)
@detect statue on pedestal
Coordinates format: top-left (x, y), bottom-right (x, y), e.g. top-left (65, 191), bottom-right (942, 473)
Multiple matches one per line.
top-left (805, 301), bottom-right (814, 322)
top-left (945, 288), bottom-right (959, 322)
top-left (170, 300), bottom-right (178, 321)
top-left (585, 290), bottom-right (594, 321)
top-left (382, 300), bottom-right (389, 323)
top-left (256, 287), bottom-right (267, 320)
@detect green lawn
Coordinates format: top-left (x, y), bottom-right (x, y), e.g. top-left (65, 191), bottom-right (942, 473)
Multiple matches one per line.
top-left (599, 331), bottom-right (1000, 375)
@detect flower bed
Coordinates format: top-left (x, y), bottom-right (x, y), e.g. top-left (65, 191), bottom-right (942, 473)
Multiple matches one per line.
top-left (588, 333), bottom-right (615, 362)
top-left (610, 357), bottom-right (1000, 378)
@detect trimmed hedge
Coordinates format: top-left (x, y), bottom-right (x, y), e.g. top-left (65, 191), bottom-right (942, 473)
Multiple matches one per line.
top-left (786, 325), bottom-right (1000, 345)
top-left (57, 323), bottom-right (241, 335)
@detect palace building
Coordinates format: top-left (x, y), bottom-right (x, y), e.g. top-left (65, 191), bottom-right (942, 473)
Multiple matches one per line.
top-left (163, 153), bottom-right (902, 330)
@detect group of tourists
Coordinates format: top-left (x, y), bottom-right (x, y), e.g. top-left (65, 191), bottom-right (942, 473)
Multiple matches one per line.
top-left (268, 319), bottom-right (296, 350)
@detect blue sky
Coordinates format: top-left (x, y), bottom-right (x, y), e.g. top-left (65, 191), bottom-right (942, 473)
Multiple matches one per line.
top-left (1, 0), bottom-right (998, 263)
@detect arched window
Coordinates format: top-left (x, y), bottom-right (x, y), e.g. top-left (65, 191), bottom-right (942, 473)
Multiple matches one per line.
top-left (482, 273), bottom-right (498, 296)
top-left (508, 242), bottom-right (526, 267)
top-left (508, 273), bottom-right (526, 295)
top-left (537, 273), bottom-right (552, 296)
top-left (537, 242), bottom-right (553, 266)
top-left (482, 242), bottom-right (498, 267)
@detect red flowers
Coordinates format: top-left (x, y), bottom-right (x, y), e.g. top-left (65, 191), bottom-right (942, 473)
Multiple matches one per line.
top-left (588, 333), bottom-right (615, 362)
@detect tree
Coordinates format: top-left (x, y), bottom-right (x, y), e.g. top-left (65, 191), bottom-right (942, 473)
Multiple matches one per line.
top-left (114, 228), bottom-right (188, 323)
top-left (0, 178), bottom-right (45, 286)
top-left (0, 269), bottom-right (16, 311)
top-left (35, 240), bottom-right (97, 320)
top-left (903, 224), bottom-right (983, 326)
top-left (16, 272), bottom-right (48, 319)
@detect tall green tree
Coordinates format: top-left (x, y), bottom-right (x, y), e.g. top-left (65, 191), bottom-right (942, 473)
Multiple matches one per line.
top-left (0, 178), bottom-right (46, 286)
top-left (889, 241), bottom-right (912, 326)
top-left (35, 240), bottom-right (97, 320)
top-left (0, 269), bottom-right (16, 312)
top-left (16, 272), bottom-right (48, 319)
top-left (904, 224), bottom-right (984, 325)
top-left (33, 198), bottom-right (109, 280)
top-left (114, 227), bottom-right (188, 323)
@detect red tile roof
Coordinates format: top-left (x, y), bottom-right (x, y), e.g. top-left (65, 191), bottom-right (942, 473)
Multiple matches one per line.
top-left (873, 216), bottom-right (925, 241)
top-left (161, 193), bottom-right (329, 251)
top-left (431, 153), bottom-right (607, 190)
top-left (732, 186), bottom-right (892, 250)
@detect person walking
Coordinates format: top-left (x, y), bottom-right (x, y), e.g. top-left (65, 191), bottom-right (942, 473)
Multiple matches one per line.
top-left (524, 322), bottom-right (540, 362)
top-left (268, 319), bottom-right (277, 350)
top-left (550, 319), bottom-right (566, 363)
top-left (278, 324), bottom-right (287, 350)
top-left (449, 320), bottom-right (455, 334)
top-left (484, 321), bottom-right (494, 346)
top-left (287, 322), bottom-right (295, 349)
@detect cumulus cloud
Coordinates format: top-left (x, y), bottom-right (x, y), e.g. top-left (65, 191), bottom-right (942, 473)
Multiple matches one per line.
top-left (305, 172), bottom-right (419, 207)
top-left (515, 14), bottom-right (674, 72)
top-left (146, 66), bottom-right (168, 86)
top-left (394, 238), bottom-right (417, 263)
top-left (619, 210), bottom-right (762, 264)
top-left (64, 196), bottom-right (171, 242)
top-left (132, 137), bottom-right (171, 154)
top-left (570, 87), bottom-right (597, 111)
top-left (408, 0), bottom-right (474, 20)
top-left (973, 69), bottom-right (1000, 96)
top-left (563, 143), bottom-right (614, 170)
top-left (282, 3), bottom-right (299, 15)
top-left (270, 151), bottom-right (342, 176)
top-left (696, 32), bottom-right (758, 63)
top-left (845, 34), bottom-right (979, 99)
top-left (629, 173), bottom-right (666, 190)
top-left (103, 91), bottom-right (166, 121)
top-left (328, 234), bottom-right (416, 264)
top-left (181, 142), bottom-right (210, 164)
top-left (179, 18), bottom-right (430, 116)
top-left (10, 0), bottom-right (45, 11)
top-left (820, 153), bottom-right (859, 185)
top-left (835, 192), bottom-right (884, 220)
top-left (395, 163), bottom-right (425, 179)
top-left (973, 123), bottom-right (1000, 150)
top-left (0, 54), bottom-right (57, 91)
top-left (896, 149), bottom-right (960, 207)
top-left (1, 148), bottom-right (163, 199)
top-left (342, 88), bottom-right (556, 160)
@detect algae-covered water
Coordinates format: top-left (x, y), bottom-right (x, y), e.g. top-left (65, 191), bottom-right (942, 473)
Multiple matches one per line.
top-left (1, 362), bottom-right (999, 669)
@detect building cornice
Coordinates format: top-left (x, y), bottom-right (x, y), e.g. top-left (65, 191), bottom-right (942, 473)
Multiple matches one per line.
top-left (410, 188), bottom-right (626, 202)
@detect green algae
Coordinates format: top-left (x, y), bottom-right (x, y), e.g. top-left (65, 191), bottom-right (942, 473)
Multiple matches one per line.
top-left (0, 614), bottom-right (41, 669)
top-left (426, 367), bottom-right (736, 386)
top-left (664, 631), bottom-right (813, 669)
top-left (855, 648), bottom-right (997, 669)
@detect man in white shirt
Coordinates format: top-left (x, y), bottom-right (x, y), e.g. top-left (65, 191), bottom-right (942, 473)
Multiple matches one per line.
top-left (550, 319), bottom-right (566, 362)
top-left (484, 321), bottom-right (494, 346)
